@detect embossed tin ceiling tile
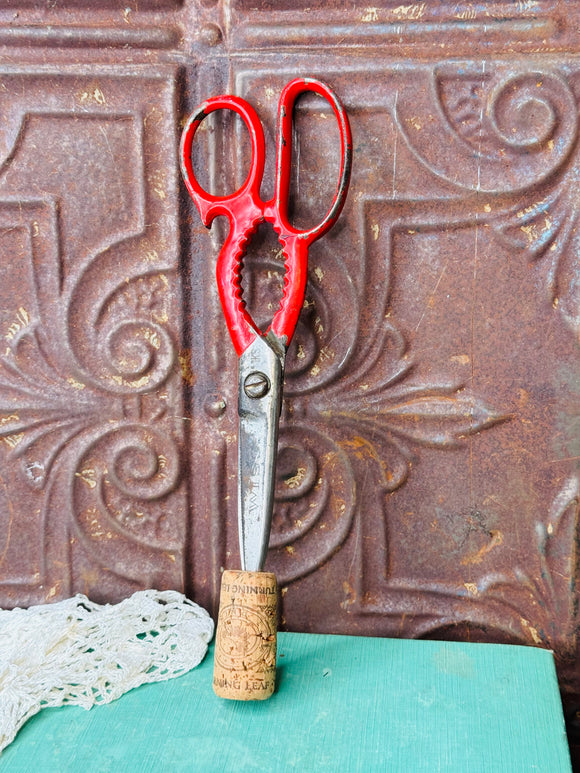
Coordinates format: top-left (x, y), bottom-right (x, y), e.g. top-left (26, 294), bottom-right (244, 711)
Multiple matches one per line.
top-left (1, 0), bottom-right (580, 760)
top-left (0, 0), bottom-right (183, 7)
top-left (0, 26), bottom-right (180, 49)
top-left (194, 58), bottom-right (580, 704)
top-left (228, 1), bottom-right (571, 53)
top-left (0, 65), bottom-right (187, 606)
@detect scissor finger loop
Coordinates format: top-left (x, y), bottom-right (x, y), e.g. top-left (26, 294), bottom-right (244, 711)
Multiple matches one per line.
top-left (179, 95), bottom-right (266, 228)
top-left (180, 77), bottom-right (352, 357)
top-left (263, 78), bottom-right (353, 348)
top-left (270, 77), bottom-right (353, 245)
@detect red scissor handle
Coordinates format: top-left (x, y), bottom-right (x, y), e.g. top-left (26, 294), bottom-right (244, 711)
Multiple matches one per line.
top-left (180, 78), bottom-right (352, 355)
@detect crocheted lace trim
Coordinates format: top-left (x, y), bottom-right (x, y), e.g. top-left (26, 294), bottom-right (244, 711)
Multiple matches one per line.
top-left (0, 589), bottom-right (214, 753)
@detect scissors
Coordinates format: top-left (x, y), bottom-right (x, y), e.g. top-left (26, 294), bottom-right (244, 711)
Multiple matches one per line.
top-left (180, 77), bottom-right (352, 574)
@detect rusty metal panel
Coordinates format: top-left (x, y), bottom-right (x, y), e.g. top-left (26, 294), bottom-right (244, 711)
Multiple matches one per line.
top-left (3, 0), bottom-right (580, 758)
top-left (0, 65), bottom-right (187, 605)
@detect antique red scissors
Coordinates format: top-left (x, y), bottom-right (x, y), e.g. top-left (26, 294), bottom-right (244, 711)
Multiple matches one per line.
top-left (180, 78), bottom-right (352, 574)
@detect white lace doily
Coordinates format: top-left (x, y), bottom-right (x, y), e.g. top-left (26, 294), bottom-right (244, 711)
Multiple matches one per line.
top-left (0, 589), bottom-right (214, 754)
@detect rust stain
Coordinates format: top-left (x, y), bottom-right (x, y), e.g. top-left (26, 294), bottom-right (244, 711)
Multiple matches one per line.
top-left (0, 475), bottom-right (14, 570)
top-left (340, 436), bottom-right (382, 466)
top-left (341, 580), bottom-right (357, 609)
top-left (178, 348), bottom-right (196, 386)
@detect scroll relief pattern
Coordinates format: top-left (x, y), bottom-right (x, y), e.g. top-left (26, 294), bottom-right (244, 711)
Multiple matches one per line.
top-left (398, 65), bottom-right (580, 337)
top-left (253, 242), bottom-right (507, 586)
top-left (0, 70), bottom-right (186, 600)
top-left (395, 63), bottom-right (580, 650)
top-left (243, 64), bottom-right (580, 650)
top-left (238, 73), bottom-right (510, 586)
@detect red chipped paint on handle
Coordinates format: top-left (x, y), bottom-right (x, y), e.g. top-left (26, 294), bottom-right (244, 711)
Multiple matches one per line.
top-left (180, 77), bottom-right (352, 355)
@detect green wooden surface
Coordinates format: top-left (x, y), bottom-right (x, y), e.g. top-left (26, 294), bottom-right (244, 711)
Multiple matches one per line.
top-left (1, 632), bottom-right (571, 772)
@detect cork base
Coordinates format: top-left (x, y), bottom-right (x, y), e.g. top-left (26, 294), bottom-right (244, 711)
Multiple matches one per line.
top-left (213, 570), bottom-right (277, 700)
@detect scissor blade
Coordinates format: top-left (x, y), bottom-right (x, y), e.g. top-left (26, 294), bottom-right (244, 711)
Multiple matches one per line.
top-left (238, 335), bottom-right (284, 572)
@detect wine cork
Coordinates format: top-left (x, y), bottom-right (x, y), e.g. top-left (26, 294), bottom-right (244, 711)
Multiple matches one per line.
top-left (213, 569), bottom-right (277, 700)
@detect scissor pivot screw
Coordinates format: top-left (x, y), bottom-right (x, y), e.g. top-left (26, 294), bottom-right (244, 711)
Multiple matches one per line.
top-left (244, 371), bottom-right (270, 399)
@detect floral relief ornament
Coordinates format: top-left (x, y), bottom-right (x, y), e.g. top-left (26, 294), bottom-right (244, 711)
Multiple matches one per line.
top-left (262, 62), bottom-right (580, 616)
top-left (267, 62), bottom-right (580, 641)
top-left (258, 217), bottom-right (509, 585)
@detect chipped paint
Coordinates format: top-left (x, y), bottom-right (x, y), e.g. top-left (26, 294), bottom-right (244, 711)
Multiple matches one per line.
top-left (361, 7), bottom-right (379, 22)
top-left (520, 617), bottom-right (542, 645)
top-left (143, 328), bottom-right (161, 349)
top-left (392, 3), bottom-right (426, 20)
top-left (75, 468), bottom-right (97, 489)
top-left (284, 466), bottom-right (307, 489)
top-left (67, 377), bottom-right (86, 390)
top-left (5, 307), bottom-right (30, 341)
top-left (455, 5), bottom-right (477, 20)
top-left (144, 249), bottom-right (159, 263)
top-left (78, 86), bottom-right (106, 105)
top-left (111, 374), bottom-right (151, 389)
top-left (2, 432), bottom-right (24, 449)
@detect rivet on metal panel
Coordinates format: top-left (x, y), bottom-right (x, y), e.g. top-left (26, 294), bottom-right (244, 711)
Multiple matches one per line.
top-left (204, 394), bottom-right (227, 418)
top-left (199, 24), bottom-right (222, 47)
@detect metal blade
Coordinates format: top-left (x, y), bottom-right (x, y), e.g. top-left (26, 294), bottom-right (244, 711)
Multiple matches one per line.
top-left (237, 334), bottom-right (284, 572)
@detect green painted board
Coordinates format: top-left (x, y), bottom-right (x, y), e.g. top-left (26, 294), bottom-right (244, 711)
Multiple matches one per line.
top-left (1, 632), bottom-right (571, 772)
